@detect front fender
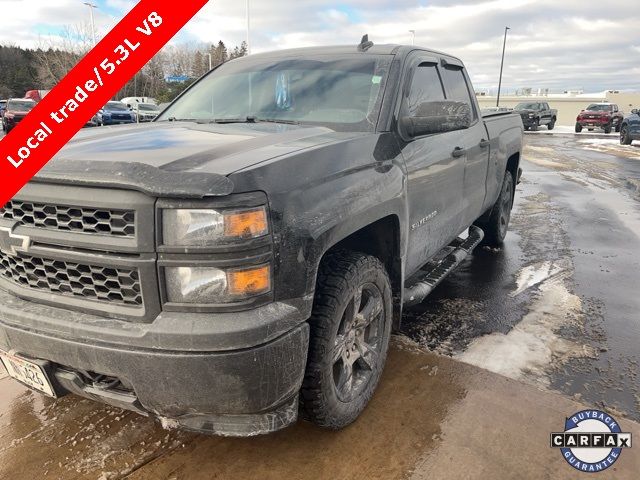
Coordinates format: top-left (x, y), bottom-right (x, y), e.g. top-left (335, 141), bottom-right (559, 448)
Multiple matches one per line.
top-left (229, 133), bottom-right (407, 305)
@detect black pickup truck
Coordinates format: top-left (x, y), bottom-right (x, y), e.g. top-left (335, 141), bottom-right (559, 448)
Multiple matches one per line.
top-left (513, 102), bottom-right (557, 131)
top-left (0, 40), bottom-right (523, 436)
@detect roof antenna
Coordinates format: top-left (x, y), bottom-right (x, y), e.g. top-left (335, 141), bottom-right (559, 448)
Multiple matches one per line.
top-left (358, 34), bottom-right (374, 52)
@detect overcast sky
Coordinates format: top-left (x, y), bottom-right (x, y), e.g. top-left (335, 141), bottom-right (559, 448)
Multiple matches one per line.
top-left (2, 0), bottom-right (639, 93)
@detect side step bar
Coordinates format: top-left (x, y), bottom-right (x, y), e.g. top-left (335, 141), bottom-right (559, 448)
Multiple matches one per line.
top-left (403, 225), bottom-right (484, 307)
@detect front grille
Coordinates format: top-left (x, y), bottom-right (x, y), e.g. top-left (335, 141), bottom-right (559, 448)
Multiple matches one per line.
top-left (1, 200), bottom-right (135, 237)
top-left (112, 114), bottom-right (131, 120)
top-left (0, 251), bottom-right (142, 306)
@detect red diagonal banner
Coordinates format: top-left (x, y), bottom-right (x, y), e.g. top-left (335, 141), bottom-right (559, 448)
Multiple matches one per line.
top-left (0, 0), bottom-right (210, 205)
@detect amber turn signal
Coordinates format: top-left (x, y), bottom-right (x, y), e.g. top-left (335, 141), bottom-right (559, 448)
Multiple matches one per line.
top-left (228, 264), bottom-right (271, 297)
top-left (224, 207), bottom-right (269, 239)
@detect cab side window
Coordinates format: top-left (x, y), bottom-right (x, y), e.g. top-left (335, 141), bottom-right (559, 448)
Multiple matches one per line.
top-left (440, 65), bottom-right (477, 121)
top-left (407, 64), bottom-right (446, 116)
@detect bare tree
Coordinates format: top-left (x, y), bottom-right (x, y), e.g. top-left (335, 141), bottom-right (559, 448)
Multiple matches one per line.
top-left (33, 24), bottom-right (93, 87)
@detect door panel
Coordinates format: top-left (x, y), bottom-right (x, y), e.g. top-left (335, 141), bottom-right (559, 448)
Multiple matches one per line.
top-left (457, 122), bottom-right (490, 225)
top-left (401, 58), bottom-right (465, 275)
top-left (403, 132), bottom-right (466, 275)
top-left (440, 65), bottom-right (490, 228)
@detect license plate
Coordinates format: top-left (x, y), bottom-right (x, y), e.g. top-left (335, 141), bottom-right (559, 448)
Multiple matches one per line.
top-left (0, 351), bottom-right (56, 397)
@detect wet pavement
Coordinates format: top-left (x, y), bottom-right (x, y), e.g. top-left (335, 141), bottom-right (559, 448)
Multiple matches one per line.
top-left (1, 131), bottom-right (640, 479)
top-left (403, 133), bottom-right (640, 420)
top-left (2, 339), bottom-right (639, 480)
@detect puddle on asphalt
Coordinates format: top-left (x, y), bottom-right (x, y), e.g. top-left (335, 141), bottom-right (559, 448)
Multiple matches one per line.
top-left (402, 183), bottom-right (601, 393)
top-left (0, 379), bottom-right (190, 479)
top-left (0, 340), bottom-right (471, 480)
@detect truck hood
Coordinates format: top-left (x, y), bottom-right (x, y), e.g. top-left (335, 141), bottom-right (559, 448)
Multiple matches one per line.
top-left (34, 122), bottom-right (357, 197)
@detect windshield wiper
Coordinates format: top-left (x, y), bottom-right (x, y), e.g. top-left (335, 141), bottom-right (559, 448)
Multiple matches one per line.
top-left (256, 118), bottom-right (299, 125)
top-left (210, 116), bottom-right (299, 125)
top-left (159, 117), bottom-right (198, 122)
top-left (211, 117), bottom-right (256, 124)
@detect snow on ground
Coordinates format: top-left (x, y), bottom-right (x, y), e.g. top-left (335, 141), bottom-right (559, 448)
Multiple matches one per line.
top-left (525, 125), bottom-right (611, 135)
top-left (457, 260), bottom-right (594, 387)
top-left (577, 138), bottom-right (640, 160)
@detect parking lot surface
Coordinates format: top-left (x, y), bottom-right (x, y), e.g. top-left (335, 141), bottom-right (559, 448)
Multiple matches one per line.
top-left (1, 131), bottom-right (639, 479)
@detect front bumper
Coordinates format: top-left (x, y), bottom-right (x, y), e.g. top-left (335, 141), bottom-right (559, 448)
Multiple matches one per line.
top-left (0, 287), bottom-right (311, 436)
top-left (519, 116), bottom-right (538, 127)
top-left (577, 118), bottom-right (613, 127)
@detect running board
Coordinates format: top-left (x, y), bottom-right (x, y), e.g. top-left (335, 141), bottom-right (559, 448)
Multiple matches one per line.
top-left (403, 225), bottom-right (484, 307)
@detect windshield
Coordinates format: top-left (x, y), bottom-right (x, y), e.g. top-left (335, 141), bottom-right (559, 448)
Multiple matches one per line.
top-left (105, 102), bottom-right (129, 111)
top-left (514, 103), bottom-right (538, 110)
top-left (138, 104), bottom-right (159, 111)
top-left (157, 54), bottom-right (393, 132)
top-left (586, 104), bottom-right (611, 111)
top-left (7, 100), bottom-right (35, 112)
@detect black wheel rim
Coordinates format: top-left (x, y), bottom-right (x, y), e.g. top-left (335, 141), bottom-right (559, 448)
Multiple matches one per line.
top-left (499, 179), bottom-right (513, 237)
top-left (332, 283), bottom-right (385, 402)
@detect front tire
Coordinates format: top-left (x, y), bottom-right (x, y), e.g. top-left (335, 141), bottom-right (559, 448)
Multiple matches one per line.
top-left (604, 124), bottom-right (612, 134)
top-left (301, 251), bottom-right (392, 429)
top-left (530, 119), bottom-right (539, 131)
top-left (575, 123), bottom-right (583, 133)
top-left (547, 118), bottom-right (556, 130)
top-left (474, 171), bottom-right (514, 247)
top-left (621, 125), bottom-right (632, 145)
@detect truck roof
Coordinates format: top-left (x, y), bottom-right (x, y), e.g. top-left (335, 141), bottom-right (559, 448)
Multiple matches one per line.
top-left (240, 44), bottom-right (463, 64)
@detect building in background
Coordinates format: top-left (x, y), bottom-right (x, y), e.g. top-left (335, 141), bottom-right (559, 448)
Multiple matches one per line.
top-left (477, 90), bottom-right (640, 126)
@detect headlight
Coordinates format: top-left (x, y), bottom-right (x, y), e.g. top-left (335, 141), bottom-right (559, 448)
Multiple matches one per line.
top-left (164, 264), bottom-right (271, 304)
top-left (528, 113), bottom-right (535, 117)
top-left (162, 206), bottom-right (268, 247)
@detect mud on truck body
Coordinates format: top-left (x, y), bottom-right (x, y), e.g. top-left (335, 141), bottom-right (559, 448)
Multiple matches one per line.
top-left (0, 39), bottom-right (523, 436)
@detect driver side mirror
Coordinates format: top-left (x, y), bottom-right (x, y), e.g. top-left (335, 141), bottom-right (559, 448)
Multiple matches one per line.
top-left (401, 101), bottom-right (472, 138)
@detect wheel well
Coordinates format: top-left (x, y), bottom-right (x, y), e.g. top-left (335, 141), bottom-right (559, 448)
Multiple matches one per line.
top-left (324, 215), bottom-right (403, 329)
top-left (506, 153), bottom-right (519, 186)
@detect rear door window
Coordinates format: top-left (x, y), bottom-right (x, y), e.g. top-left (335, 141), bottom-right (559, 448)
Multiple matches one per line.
top-left (441, 66), bottom-right (477, 120)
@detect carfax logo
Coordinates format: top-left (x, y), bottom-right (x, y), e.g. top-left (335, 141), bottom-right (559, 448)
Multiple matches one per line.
top-left (551, 409), bottom-right (632, 473)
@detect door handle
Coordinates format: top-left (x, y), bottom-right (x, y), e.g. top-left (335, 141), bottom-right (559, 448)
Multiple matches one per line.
top-left (452, 147), bottom-right (466, 158)
top-left (479, 139), bottom-right (490, 148)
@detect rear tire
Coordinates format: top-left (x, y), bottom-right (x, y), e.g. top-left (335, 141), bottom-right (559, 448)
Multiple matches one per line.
top-left (615, 122), bottom-right (621, 133)
top-left (621, 125), bottom-right (632, 145)
top-left (301, 251), bottom-right (392, 429)
top-left (575, 123), bottom-right (583, 133)
top-left (474, 171), bottom-right (514, 247)
top-left (547, 118), bottom-right (556, 130)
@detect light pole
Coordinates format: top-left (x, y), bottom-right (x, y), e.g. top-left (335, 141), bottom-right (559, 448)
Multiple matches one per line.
top-left (496, 26), bottom-right (510, 107)
top-left (83, 2), bottom-right (98, 46)
top-left (409, 30), bottom-right (416, 45)
top-left (246, 0), bottom-right (251, 55)
top-left (207, 52), bottom-right (212, 70)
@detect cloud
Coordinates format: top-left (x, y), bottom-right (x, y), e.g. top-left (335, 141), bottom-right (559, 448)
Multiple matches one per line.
top-left (0, 0), bottom-right (638, 92)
